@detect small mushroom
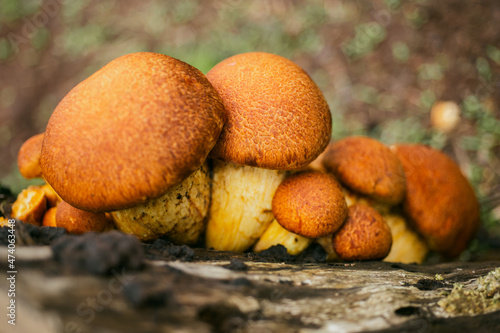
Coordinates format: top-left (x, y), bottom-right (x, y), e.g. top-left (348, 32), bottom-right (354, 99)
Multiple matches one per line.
top-left (254, 171), bottom-right (347, 255)
top-left (55, 201), bottom-right (114, 234)
top-left (40, 52), bottom-right (226, 243)
top-left (10, 185), bottom-right (47, 226)
top-left (332, 204), bottom-right (392, 261)
top-left (430, 101), bottom-right (461, 132)
top-left (391, 144), bottom-right (480, 258)
top-left (322, 136), bottom-right (406, 205)
top-left (205, 52), bottom-right (332, 251)
top-left (17, 133), bottom-right (44, 179)
top-left (318, 187), bottom-right (428, 263)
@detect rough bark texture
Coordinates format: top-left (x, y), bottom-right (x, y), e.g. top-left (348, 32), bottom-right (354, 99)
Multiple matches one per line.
top-left (1, 242), bottom-right (499, 333)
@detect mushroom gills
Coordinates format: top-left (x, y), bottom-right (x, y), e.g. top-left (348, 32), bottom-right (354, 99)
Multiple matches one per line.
top-left (205, 160), bottom-right (287, 252)
top-left (111, 162), bottom-right (211, 244)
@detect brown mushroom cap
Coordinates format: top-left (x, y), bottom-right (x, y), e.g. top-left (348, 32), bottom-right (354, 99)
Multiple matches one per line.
top-left (41, 52), bottom-right (226, 212)
top-left (18, 133), bottom-right (44, 179)
top-left (323, 136), bottom-right (406, 205)
top-left (333, 204), bottom-right (392, 261)
top-left (272, 171), bottom-right (347, 238)
top-left (56, 201), bottom-right (114, 234)
top-left (391, 144), bottom-right (480, 258)
top-left (206, 52), bottom-right (331, 170)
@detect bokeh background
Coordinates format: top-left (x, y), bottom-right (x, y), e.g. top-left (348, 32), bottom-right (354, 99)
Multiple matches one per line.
top-left (1, 0), bottom-right (499, 259)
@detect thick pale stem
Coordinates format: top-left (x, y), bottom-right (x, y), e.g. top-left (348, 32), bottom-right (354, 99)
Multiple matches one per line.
top-left (111, 162), bottom-right (211, 244)
top-left (383, 213), bottom-right (429, 264)
top-left (205, 160), bottom-right (287, 252)
top-left (253, 219), bottom-right (312, 255)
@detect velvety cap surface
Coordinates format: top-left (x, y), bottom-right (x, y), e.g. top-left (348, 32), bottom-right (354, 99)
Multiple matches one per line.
top-left (41, 52), bottom-right (226, 212)
top-left (392, 144), bottom-right (480, 257)
top-left (272, 171), bottom-right (347, 238)
top-left (323, 136), bottom-right (406, 204)
top-left (333, 204), bottom-right (392, 261)
top-left (207, 52), bottom-right (331, 170)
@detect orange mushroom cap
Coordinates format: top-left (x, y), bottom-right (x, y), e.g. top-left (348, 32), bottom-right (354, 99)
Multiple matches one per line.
top-left (207, 52), bottom-right (332, 170)
top-left (391, 144), bottom-right (480, 258)
top-left (333, 204), bottom-right (392, 261)
top-left (272, 171), bottom-right (348, 239)
top-left (323, 136), bottom-right (406, 205)
top-left (40, 52), bottom-right (226, 212)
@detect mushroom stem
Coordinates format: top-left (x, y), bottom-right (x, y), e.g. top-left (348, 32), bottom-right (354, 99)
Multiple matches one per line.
top-left (205, 160), bottom-right (287, 252)
top-left (111, 162), bottom-right (211, 244)
top-left (382, 213), bottom-right (429, 264)
top-left (253, 219), bottom-right (312, 255)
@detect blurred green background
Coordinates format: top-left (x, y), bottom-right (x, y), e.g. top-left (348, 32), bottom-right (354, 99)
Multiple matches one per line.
top-left (0, 0), bottom-right (499, 259)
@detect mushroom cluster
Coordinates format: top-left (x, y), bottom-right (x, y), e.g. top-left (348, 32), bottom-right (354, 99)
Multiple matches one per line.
top-left (8, 51), bottom-right (480, 263)
top-left (255, 136), bottom-right (480, 263)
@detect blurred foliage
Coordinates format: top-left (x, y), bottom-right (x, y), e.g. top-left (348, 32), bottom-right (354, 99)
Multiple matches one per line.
top-left (0, 0), bottom-right (499, 259)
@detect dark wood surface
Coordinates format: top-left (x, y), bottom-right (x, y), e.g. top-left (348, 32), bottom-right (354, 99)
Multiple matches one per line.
top-left (1, 242), bottom-right (499, 333)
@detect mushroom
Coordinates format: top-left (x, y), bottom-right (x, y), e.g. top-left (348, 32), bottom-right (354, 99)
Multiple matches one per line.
top-left (205, 52), bottom-right (332, 252)
top-left (430, 101), bottom-right (461, 132)
top-left (40, 52), bottom-right (226, 243)
top-left (253, 171), bottom-right (347, 255)
top-left (10, 185), bottom-right (46, 226)
top-left (42, 207), bottom-right (57, 227)
top-left (322, 136), bottom-right (406, 205)
top-left (17, 133), bottom-right (44, 179)
top-left (391, 144), bottom-right (480, 258)
top-left (55, 201), bottom-right (114, 234)
top-left (319, 136), bottom-right (430, 263)
top-left (332, 204), bottom-right (392, 261)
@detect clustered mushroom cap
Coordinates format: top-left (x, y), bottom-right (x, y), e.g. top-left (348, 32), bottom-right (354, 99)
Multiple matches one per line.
top-left (391, 144), bottom-right (480, 258)
top-left (17, 133), bottom-right (44, 179)
top-left (40, 52), bottom-right (226, 212)
top-left (322, 136), bottom-right (406, 205)
top-left (333, 204), bottom-right (393, 261)
top-left (272, 171), bottom-right (347, 239)
top-left (206, 52), bottom-right (332, 170)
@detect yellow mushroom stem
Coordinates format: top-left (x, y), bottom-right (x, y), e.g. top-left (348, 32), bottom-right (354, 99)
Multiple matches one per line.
top-left (382, 213), bottom-right (429, 264)
top-left (111, 162), bottom-right (211, 244)
top-left (205, 160), bottom-right (287, 252)
top-left (253, 219), bottom-right (312, 255)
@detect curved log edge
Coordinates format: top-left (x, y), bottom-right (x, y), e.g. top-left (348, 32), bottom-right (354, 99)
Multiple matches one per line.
top-left (1, 243), bottom-right (499, 333)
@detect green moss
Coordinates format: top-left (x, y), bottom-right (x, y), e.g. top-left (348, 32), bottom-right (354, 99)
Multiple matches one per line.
top-left (438, 268), bottom-right (500, 315)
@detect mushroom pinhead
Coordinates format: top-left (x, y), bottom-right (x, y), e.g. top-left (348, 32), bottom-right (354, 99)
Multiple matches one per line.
top-left (391, 144), bottom-right (480, 258)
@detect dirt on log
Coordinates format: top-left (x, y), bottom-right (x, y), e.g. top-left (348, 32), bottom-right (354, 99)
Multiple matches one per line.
top-left (1, 225), bottom-right (499, 333)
